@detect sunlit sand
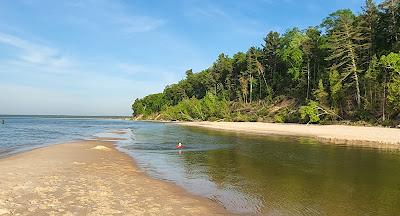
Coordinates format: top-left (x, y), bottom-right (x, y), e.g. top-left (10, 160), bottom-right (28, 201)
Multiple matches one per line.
top-left (181, 122), bottom-right (400, 149)
top-left (0, 140), bottom-right (230, 215)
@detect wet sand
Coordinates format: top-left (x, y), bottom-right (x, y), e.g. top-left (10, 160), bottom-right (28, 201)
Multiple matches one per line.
top-left (180, 122), bottom-right (400, 149)
top-left (0, 140), bottom-right (231, 215)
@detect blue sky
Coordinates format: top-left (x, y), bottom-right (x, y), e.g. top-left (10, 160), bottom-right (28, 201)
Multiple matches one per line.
top-left (0, 0), bottom-right (375, 115)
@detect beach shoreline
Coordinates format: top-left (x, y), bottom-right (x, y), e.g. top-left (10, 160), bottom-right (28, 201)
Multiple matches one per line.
top-left (179, 122), bottom-right (400, 149)
top-left (0, 139), bottom-right (231, 215)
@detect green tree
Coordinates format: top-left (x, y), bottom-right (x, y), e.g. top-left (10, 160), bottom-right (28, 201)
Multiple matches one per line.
top-left (231, 52), bottom-right (247, 101)
top-left (132, 2), bottom-right (400, 125)
top-left (302, 27), bottom-right (324, 99)
top-left (328, 67), bottom-right (343, 112)
top-left (324, 10), bottom-right (368, 108)
top-left (300, 101), bottom-right (321, 124)
top-left (280, 28), bottom-right (305, 81)
top-left (164, 84), bottom-right (187, 105)
top-left (364, 55), bottom-right (383, 116)
top-left (360, 0), bottom-right (379, 58)
top-left (379, 0), bottom-right (400, 43)
top-left (247, 47), bottom-right (263, 102)
top-left (380, 52), bottom-right (400, 117)
top-left (262, 31), bottom-right (281, 79)
top-left (314, 79), bottom-right (329, 106)
top-left (210, 53), bottom-right (233, 97)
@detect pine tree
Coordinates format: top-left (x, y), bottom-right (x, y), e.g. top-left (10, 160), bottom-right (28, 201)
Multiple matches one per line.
top-left (262, 31), bottom-right (281, 86)
top-left (324, 10), bottom-right (368, 108)
top-left (379, 0), bottom-right (400, 43)
top-left (380, 52), bottom-right (400, 118)
top-left (360, 0), bottom-right (378, 58)
top-left (329, 67), bottom-right (343, 113)
top-left (302, 27), bottom-right (323, 99)
top-left (314, 79), bottom-right (329, 106)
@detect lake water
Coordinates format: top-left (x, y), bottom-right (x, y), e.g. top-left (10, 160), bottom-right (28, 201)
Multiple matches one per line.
top-left (1, 117), bottom-right (400, 215)
top-left (0, 116), bottom-right (133, 157)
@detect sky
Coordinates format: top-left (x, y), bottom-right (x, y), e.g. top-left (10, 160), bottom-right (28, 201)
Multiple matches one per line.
top-left (0, 0), bottom-right (375, 116)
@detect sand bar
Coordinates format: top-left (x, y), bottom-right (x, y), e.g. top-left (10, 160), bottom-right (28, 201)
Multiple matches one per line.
top-left (180, 122), bottom-right (400, 148)
top-left (0, 140), bottom-right (231, 215)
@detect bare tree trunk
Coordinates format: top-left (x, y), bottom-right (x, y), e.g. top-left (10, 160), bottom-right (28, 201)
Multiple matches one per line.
top-left (259, 75), bottom-right (262, 101)
top-left (307, 60), bottom-right (310, 100)
top-left (350, 47), bottom-right (361, 108)
top-left (383, 74), bottom-right (387, 121)
top-left (354, 72), bottom-right (361, 108)
top-left (249, 74), bottom-right (253, 103)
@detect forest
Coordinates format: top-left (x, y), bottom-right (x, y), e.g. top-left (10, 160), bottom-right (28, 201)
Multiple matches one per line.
top-left (132, 0), bottom-right (400, 126)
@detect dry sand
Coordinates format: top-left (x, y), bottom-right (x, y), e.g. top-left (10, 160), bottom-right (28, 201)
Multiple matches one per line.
top-left (0, 140), bottom-right (231, 216)
top-left (180, 122), bottom-right (400, 149)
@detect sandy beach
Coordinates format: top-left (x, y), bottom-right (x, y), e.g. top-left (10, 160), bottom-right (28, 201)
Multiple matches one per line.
top-left (180, 122), bottom-right (400, 148)
top-left (0, 140), bottom-right (231, 216)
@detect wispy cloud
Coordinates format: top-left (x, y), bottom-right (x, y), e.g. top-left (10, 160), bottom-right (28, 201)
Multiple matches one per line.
top-left (192, 6), bottom-right (230, 19)
top-left (0, 32), bottom-right (73, 72)
top-left (113, 15), bottom-right (165, 33)
top-left (185, 2), bottom-right (264, 37)
top-left (66, 0), bottom-right (165, 34)
top-left (0, 31), bottom-right (177, 114)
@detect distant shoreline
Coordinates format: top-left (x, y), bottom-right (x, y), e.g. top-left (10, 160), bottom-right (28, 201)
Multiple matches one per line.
top-left (0, 114), bottom-right (130, 119)
top-left (179, 122), bottom-right (400, 149)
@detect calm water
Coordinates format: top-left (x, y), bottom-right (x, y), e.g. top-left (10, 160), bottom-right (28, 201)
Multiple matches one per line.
top-left (0, 116), bottom-right (133, 157)
top-left (1, 117), bottom-right (400, 215)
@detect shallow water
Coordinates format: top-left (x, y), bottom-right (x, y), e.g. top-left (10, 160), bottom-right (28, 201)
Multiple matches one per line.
top-left (118, 122), bottom-right (400, 216)
top-left (2, 117), bottom-right (400, 215)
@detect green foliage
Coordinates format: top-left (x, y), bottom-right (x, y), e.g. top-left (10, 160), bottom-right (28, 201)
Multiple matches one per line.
top-left (387, 77), bottom-right (400, 111)
top-left (381, 52), bottom-right (400, 72)
top-left (300, 101), bottom-right (321, 124)
top-left (324, 9), bottom-right (367, 107)
top-left (328, 68), bottom-right (342, 110)
top-left (164, 84), bottom-right (187, 106)
top-left (160, 92), bottom-right (230, 121)
top-left (280, 28), bottom-right (305, 80)
top-left (132, 93), bottom-right (168, 116)
top-left (274, 112), bottom-right (286, 123)
top-left (364, 55), bottom-right (381, 113)
top-left (314, 79), bottom-right (329, 106)
top-left (132, 4), bottom-right (400, 125)
top-left (202, 92), bottom-right (230, 119)
top-left (381, 52), bottom-right (400, 114)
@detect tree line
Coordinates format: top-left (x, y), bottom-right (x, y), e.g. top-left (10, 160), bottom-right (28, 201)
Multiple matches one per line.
top-left (132, 0), bottom-right (400, 126)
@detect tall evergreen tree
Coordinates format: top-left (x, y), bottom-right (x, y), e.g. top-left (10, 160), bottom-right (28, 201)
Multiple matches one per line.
top-left (302, 27), bottom-right (323, 99)
top-left (360, 0), bottom-right (378, 58)
top-left (378, 0), bottom-right (400, 52)
top-left (324, 10), bottom-right (368, 108)
top-left (262, 31), bottom-right (282, 87)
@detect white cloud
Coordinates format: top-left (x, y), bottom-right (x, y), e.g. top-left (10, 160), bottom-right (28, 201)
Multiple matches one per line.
top-left (0, 32), bottom-right (73, 73)
top-left (114, 15), bottom-right (166, 33)
top-left (0, 32), bottom-right (176, 115)
top-left (184, 2), bottom-right (264, 37)
top-left (66, 0), bottom-right (165, 34)
top-left (192, 6), bottom-right (229, 19)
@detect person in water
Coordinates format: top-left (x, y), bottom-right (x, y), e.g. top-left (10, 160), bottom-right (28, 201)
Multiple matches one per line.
top-left (176, 142), bottom-right (184, 149)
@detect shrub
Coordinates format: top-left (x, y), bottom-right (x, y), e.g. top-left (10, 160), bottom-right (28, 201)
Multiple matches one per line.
top-left (299, 100), bottom-right (320, 124)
